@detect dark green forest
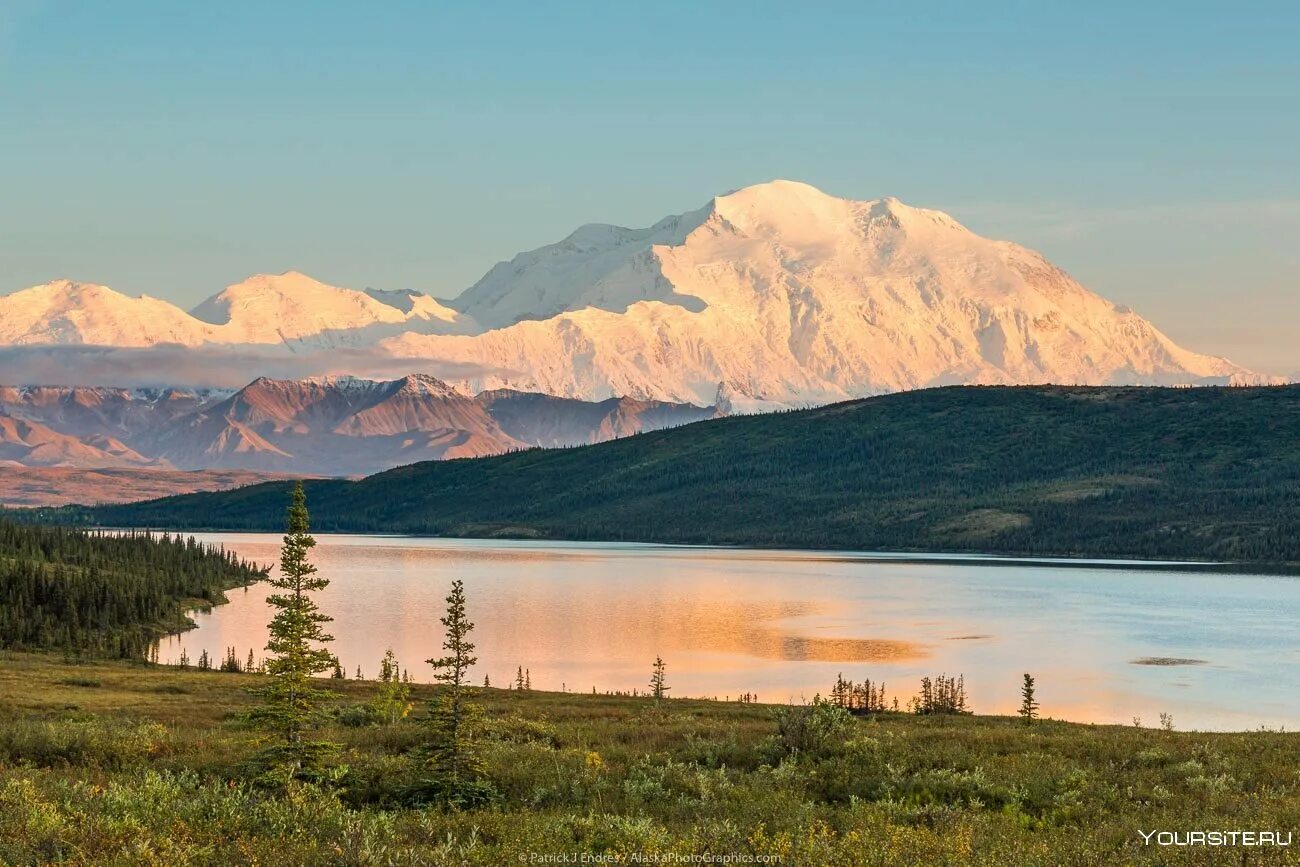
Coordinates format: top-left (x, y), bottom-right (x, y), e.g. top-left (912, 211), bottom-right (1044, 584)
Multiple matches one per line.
top-left (0, 522), bottom-right (265, 656)
top-left (32, 385), bottom-right (1300, 564)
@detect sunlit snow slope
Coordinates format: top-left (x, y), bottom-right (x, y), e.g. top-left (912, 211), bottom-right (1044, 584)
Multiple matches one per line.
top-left (0, 181), bottom-right (1273, 406)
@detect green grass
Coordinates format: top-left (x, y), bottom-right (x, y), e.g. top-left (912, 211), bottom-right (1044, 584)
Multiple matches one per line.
top-left (1, 651), bottom-right (1297, 865)
top-left (48, 384), bottom-right (1300, 565)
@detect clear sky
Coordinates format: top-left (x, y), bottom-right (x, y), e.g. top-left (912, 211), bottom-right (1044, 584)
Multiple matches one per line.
top-left (2, 1), bottom-right (1297, 375)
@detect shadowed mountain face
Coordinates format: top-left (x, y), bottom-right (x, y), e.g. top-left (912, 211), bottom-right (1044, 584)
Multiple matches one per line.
top-left (475, 389), bottom-right (719, 448)
top-left (0, 375), bottom-right (716, 478)
top-left (0, 386), bottom-right (224, 468)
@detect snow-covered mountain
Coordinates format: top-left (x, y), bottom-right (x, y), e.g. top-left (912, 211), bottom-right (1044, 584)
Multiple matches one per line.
top-left (0, 181), bottom-right (1280, 406)
top-left (399, 180), bottom-right (1272, 406)
top-left (0, 272), bottom-right (473, 349)
top-left (189, 271), bottom-right (474, 346)
top-left (0, 281), bottom-right (216, 346)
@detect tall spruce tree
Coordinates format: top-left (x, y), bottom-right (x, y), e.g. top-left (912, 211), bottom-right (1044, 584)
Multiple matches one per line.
top-left (422, 579), bottom-right (488, 804)
top-left (247, 482), bottom-right (337, 778)
top-left (1019, 673), bottom-right (1039, 725)
top-left (650, 656), bottom-right (669, 703)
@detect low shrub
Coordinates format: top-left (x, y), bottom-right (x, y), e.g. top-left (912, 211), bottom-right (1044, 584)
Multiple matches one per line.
top-left (0, 719), bottom-right (169, 770)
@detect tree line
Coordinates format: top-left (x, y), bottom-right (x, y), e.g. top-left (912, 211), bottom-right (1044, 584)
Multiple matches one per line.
top-left (0, 521), bottom-right (264, 657)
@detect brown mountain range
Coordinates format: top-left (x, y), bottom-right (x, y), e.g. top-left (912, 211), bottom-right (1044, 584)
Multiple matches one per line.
top-left (0, 374), bottom-right (718, 478)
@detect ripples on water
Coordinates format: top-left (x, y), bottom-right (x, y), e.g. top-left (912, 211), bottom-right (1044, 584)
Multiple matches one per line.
top-left (152, 534), bottom-right (1300, 731)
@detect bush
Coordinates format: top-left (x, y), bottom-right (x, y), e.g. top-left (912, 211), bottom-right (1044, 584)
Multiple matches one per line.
top-left (483, 713), bottom-right (561, 747)
top-left (336, 704), bottom-right (381, 728)
top-left (888, 767), bottom-right (1018, 812)
top-left (481, 741), bottom-right (593, 809)
top-left (770, 699), bottom-right (855, 760)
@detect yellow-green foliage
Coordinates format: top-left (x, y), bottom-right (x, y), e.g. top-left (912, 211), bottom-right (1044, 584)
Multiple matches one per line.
top-left (1, 651), bottom-right (1298, 865)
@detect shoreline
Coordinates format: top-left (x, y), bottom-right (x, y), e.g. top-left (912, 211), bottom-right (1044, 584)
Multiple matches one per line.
top-left (137, 528), bottom-right (1299, 576)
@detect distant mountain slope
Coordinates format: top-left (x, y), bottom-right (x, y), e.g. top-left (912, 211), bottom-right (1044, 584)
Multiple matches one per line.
top-left (74, 385), bottom-right (1300, 564)
top-left (0, 414), bottom-right (157, 468)
top-left (0, 384), bottom-right (227, 439)
top-left (149, 374), bottom-right (521, 474)
top-left (0, 376), bottom-right (716, 477)
top-left (475, 389), bottom-right (717, 447)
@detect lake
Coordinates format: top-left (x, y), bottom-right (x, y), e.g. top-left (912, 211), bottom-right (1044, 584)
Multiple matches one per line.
top-left (154, 534), bottom-right (1300, 731)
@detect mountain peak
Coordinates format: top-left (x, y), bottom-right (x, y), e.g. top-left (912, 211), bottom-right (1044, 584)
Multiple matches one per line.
top-left (23, 279), bottom-right (125, 300)
top-left (391, 373), bottom-right (460, 398)
top-left (717, 178), bottom-right (833, 200)
top-left (708, 181), bottom-right (968, 240)
top-left (221, 270), bottom-right (333, 295)
top-left (711, 179), bottom-right (847, 230)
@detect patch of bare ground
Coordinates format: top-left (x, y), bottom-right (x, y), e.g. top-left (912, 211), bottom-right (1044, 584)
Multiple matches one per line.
top-left (936, 508), bottom-right (1031, 538)
top-left (0, 466), bottom-right (300, 507)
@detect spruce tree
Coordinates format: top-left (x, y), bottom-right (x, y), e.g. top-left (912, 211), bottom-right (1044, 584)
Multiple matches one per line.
top-left (1019, 673), bottom-right (1039, 725)
top-left (650, 656), bottom-right (669, 703)
top-left (220, 645), bottom-right (241, 672)
top-left (422, 579), bottom-right (487, 803)
top-left (246, 482), bottom-right (337, 779)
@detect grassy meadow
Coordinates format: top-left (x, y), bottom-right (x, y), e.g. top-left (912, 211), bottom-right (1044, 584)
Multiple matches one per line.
top-left (1, 651), bottom-right (1297, 865)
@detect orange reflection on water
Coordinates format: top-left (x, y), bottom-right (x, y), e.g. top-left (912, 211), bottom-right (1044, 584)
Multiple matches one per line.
top-left (152, 534), bottom-right (1300, 730)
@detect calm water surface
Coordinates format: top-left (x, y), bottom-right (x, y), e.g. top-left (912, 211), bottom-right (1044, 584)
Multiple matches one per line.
top-left (156, 534), bottom-right (1300, 731)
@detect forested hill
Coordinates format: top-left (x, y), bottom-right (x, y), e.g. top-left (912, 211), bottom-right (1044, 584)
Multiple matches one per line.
top-left (52, 385), bottom-right (1300, 564)
top-left (0, 522), bottom-right (265, 656)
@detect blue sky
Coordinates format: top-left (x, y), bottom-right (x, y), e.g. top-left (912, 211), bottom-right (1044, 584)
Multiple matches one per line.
top-left (2, 1), bottom-right (1297, 374)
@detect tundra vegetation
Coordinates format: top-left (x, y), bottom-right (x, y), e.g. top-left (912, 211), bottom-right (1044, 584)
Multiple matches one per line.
top-left (2, 652), bottom-right (1298, 865)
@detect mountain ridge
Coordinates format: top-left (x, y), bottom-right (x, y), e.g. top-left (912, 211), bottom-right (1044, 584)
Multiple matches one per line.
top-left (0, 375), bottom-right (716, 478)
top-left (0, 181), bottom-right (1285, 405)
